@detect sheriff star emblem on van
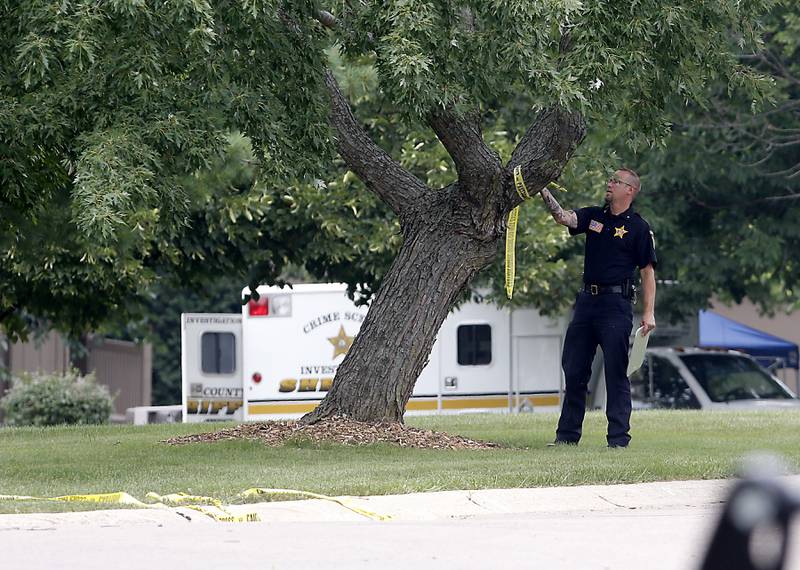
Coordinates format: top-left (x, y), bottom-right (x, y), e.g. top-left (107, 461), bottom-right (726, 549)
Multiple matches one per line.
top-left (614, 225), bottom-right (628, 238)
top-left (328, 325), bottom-right (354, 358)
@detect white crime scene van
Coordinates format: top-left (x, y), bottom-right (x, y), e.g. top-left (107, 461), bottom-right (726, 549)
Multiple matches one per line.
top-left (181, 283), bottom-right (568, 422)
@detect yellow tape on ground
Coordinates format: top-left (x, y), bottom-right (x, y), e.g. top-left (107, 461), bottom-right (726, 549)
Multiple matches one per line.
top-left (241, 488), bottom-right (391, 521)
top-left (145, 491), bottom-right (261, 523)
top-left (0, 487), bottom-right (391, 522)
top-left (0, 491), bottom-right (257, 523)
top-left (183, 505), bottom-right (260, 523)
top-left (0, 492), bottom-right (151, 508)
top-left (146, 491), bottom-right (223, 507)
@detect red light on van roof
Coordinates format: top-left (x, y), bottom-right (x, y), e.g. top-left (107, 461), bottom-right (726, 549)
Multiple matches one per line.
top-left (248, 298), bottom-right (269, 316)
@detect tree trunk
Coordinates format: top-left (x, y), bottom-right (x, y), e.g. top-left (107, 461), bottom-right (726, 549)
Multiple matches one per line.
top-left (303, 189), bottom-right (500, 423)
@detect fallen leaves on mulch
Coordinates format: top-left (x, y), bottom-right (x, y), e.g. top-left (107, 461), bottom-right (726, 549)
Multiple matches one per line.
top-left (164, 415), bottom-right (501, 450)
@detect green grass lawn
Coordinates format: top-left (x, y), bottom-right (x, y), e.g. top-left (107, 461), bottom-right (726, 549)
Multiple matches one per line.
top-left (1, 410), bottom-right (799, 514)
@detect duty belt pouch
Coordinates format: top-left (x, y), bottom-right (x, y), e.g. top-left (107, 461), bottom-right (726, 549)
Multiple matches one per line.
top-left (621, 280), bottom-right (636, 302)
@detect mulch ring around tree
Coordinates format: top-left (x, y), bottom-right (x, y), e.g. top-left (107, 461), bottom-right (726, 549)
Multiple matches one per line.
top-left (164, 415), bottom-right (501, 450)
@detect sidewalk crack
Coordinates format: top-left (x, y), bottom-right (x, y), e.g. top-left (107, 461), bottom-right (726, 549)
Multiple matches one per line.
top-left (596, 494), bottom-right (637, 509)
top-left (466, 493), bottom-right (488, 510)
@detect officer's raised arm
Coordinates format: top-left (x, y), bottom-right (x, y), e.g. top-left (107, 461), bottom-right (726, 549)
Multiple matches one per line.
top-left (539, 186), bottom-right (578, 228)
top-left (639, 263), bottom-right (656, 335)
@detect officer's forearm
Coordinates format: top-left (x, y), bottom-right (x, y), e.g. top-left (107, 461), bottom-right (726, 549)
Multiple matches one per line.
top-left (641, 265), bottom-right (656, 317)
top-left (539, 187), bottom-right (577, 228)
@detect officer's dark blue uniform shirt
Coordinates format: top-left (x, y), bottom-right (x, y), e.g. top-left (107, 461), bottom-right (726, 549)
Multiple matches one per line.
top-left (569, 205), bottom-right (657, 285)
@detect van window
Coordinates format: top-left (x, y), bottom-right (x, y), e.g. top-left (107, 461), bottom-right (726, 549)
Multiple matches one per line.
top-left (631, 356), bottom-right (700, 409)
top-left (201, 332), bottom-right (236, 374)
top-left (457, 324), bottom-right (492, 365)
top-left (680, 354), bottom-right (792, 401)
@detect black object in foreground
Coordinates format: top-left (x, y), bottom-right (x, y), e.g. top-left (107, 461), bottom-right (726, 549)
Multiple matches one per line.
top-left (701, 477), bottom-right (800, 570)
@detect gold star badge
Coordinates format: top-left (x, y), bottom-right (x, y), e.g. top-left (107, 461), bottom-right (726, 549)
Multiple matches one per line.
top-left (614, 225), bottom-right (628, 238)
top-left (328, 325), bottom-right (354, 358)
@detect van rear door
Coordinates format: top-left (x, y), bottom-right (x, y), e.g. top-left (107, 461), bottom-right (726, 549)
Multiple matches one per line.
top-left (181, 313), bottom-right (243, 422)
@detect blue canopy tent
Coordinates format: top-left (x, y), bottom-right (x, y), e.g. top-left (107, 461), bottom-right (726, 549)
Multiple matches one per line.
top-left (698, 310), bottom-right (799, 369)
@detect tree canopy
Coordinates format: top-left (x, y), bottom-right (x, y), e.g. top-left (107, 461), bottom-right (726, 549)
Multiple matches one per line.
top-left (1, 1), bottom-right (330, 339)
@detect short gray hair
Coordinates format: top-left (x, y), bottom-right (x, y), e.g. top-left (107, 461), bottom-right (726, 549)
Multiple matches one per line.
top-left (618, 168), bottom-right (641, 194)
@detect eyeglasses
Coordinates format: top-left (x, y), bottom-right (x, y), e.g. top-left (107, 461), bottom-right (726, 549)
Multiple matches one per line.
top-left (609, 176), bottom-right (636, 190)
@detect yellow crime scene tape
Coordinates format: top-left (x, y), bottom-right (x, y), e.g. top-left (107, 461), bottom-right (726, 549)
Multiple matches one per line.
top-left (240, 488), bottom-right (391, 521)
top-left (505, 166), bottom-right (566, 299)
top-left (0, 487), bottom-right (391, 523)
top-left (145, 491), bottom-right (259, 523)
top-left (505, 166), bottom-right (530, 299)
top-left (0, 491), bottom-right (254, 522)
top-left (0, 491), bottom-right (153, 508)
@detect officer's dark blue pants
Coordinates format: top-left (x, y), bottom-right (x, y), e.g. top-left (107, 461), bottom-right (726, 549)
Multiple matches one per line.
top-left (556, 292), bottom-right (634, 447)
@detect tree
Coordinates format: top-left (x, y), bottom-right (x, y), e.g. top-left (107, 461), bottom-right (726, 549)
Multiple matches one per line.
top-left (2, 1), bottom-right (774, 422)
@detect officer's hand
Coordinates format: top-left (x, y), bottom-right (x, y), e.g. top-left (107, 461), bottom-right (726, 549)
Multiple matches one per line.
top-left (640, 313), bottom-right (656, 336)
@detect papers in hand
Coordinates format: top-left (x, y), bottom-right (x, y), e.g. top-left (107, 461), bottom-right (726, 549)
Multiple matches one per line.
top-left (627, 326), bottom-right (651, 376)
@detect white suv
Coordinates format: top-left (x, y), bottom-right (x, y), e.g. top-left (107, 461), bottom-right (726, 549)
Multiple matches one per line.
top-left (629, 347), bottom-right (800, 410)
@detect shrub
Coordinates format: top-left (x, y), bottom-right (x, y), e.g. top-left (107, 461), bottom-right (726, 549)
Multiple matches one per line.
top-left (0, 369), bottom-right (113, 426)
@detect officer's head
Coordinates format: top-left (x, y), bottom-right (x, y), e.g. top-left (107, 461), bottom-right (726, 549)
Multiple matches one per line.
top-left (605, 168), bottom-right (640, 206)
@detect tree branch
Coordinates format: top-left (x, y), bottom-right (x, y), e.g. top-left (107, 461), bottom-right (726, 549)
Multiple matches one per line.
top-left (508, 108), bottom-right (586, 207)
top-left (427, 107), bottom-right (501, 198)
top-left (765, 163), bottom-right (800, 179)
top-left (325, 70), bottom-right (427, 216)
top-left (424, 6), bottom-right (501, 200)
top-left (317, 10), bottom-right (337, 29)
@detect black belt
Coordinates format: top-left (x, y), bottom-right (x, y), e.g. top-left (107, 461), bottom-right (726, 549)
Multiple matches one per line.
top-left (582, 284), bottom-right (624, 295)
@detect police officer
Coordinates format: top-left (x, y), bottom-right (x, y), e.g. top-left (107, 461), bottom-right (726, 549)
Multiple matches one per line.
top-left (538, 168), bottom-right (657, 447)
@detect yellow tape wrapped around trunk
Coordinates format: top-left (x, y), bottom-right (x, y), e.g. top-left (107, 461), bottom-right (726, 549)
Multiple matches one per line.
top-left (505, 168), bottom-right (568, 299)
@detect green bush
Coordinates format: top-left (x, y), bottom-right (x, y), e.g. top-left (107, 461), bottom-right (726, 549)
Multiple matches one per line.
top-left (0, 369), bottom-right (113, 426)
